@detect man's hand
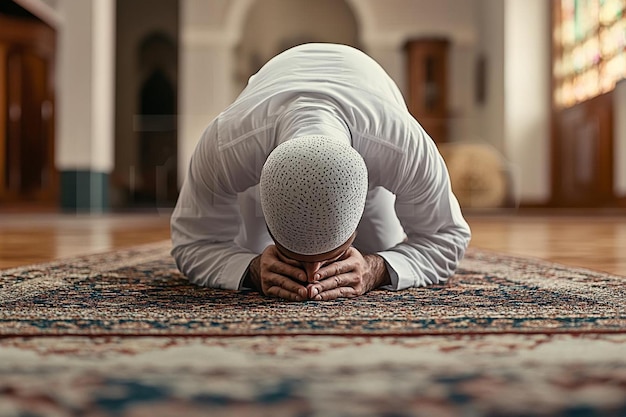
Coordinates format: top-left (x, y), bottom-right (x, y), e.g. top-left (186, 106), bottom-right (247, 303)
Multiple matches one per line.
top-left (307, 247), bottom-right (391, 301)
top-left (248, 245), bottom-right (308, 301)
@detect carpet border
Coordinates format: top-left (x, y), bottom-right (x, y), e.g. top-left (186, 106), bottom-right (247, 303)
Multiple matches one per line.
top-left (1, 328), bottom-right (625, 339)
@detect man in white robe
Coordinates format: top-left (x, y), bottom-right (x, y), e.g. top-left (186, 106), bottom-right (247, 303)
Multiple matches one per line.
top-left (170, 43), bottom-right (471, 301)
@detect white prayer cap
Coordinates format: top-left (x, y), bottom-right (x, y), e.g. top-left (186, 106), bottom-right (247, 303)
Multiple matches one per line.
top-left (260, 136), bottom-right (368, 256)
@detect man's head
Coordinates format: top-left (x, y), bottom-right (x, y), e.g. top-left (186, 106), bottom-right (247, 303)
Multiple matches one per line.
top-left (260, 135), bottom-right (368, 262)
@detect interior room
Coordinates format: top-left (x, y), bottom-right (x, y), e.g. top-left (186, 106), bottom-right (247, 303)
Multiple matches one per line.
top-left (1, 0), bottom-right (625, 415)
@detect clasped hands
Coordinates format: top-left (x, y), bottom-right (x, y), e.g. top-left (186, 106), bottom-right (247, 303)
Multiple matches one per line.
top-left (248, 245), bottom-right (390, 301)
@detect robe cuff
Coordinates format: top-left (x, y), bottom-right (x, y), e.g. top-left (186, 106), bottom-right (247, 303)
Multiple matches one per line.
top-left (220, 252), bottom-right (258, 290)
top-left (377, 251), bottom-right (415, 291)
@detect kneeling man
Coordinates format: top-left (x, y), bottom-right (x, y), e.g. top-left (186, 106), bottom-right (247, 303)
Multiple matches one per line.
top-left (170, 43), bottom-right (471, 301)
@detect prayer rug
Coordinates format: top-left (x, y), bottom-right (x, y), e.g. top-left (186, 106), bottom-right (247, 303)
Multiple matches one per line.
top-left (1, 242), bottom-right (625, 416)
top-left (0, 242), bottom-right (624, 336)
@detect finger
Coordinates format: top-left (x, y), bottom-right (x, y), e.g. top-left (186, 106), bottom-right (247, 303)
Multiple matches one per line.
top-left (309, 272), bottom-right (359, 297)
top-left (264, 273), bottom-right (306, 297)
top-left (268, 261), bottom-right (306, 283)
top-left (313, 286), bottom-right (358, 301)
top-left (266, 285), bottom-right (305, 302)
top-left (265, 273), bottom-right (308, 298)
top-left (315, 259), bottom-right (356, 281)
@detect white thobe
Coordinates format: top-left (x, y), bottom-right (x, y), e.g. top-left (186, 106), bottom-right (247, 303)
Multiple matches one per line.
top-left (170, 43), bottom-right (471, 291)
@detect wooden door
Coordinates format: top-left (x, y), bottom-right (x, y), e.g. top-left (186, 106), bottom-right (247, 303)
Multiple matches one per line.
top-left (404, 38), bottom-right (450, 144)
top-left (552, 92), bottom-right (614, 207)
top-left (0, 16), bottom-right (56, 205)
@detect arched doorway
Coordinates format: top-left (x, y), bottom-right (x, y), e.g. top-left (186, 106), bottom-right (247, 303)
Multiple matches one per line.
top-left (235, 0), bottom-right (360, 91)
top-left (134, 32), bottom-right (178, 207)
top-left (114, 0), bottom-right (179, 210)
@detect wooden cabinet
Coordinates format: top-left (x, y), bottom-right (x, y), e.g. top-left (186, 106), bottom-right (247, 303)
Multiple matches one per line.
top-left (0, 15), bottom-right (56, 205)
top-left (552, 92), bottom-right (615, 207)
top-left (404, 38), bottom-right (449, 144)
top-left (550, 0), bottom-right (624, 207)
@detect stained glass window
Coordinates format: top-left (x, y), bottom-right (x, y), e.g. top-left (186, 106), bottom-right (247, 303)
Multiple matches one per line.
top-left (553, 0), bottom-right (626, 108)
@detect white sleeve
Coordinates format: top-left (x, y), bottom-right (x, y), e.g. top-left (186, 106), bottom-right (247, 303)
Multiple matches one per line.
top-left (375, 124), bottom-right (471, 290)
top-left (170, 120), bottom-right (257, 290)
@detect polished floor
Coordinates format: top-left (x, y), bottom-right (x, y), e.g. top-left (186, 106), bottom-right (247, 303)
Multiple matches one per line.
top-left (1, 211), bottom-right (625, 276)
top-left (467, 212), bottom-right (626, 276)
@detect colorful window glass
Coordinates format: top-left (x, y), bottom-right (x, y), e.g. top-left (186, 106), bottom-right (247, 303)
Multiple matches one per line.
top-left (553, 0), bottom-right (626, 108)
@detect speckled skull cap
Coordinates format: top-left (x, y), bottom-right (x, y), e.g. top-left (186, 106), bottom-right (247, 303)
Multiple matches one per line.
top-left (260, 136), bottom-right (368, 256)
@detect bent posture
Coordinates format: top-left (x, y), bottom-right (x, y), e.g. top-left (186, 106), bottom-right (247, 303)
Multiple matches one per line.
top-left (171, 43), bottom-right (471, 301)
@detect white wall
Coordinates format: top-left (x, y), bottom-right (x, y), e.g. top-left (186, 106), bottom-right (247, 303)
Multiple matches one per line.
top-left (92, 0), bottom-right (115, 174)
top-left (55, 0), bottom-right (115, 174)
top-left (235, 0), bottom-right (359, 92)
top-left (179, 0), bottom-right (238, 183)
top-left (473, 0), bottom-right (551, 204)
top-left (474, 0), bottom-right (505, 152)
top-left (504, 0), bottom-right (551, 203)
top-left (361, 0), bottom-right (477, 43)
top-left (178, 0), bottom-right (482, 183)
top-left (55, 0), bottom-right (92, 170)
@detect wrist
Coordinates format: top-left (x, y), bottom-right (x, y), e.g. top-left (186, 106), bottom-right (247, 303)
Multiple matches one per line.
top-left (246, 255), bottom-right (263, 293)
top-left (364, 254), bottom-right (391, 290)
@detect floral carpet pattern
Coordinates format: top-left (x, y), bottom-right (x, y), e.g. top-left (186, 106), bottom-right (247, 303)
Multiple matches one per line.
top-left (1, 242), bottom-right (625, 416)
top-left (1, 242), bottom-right (624, 336)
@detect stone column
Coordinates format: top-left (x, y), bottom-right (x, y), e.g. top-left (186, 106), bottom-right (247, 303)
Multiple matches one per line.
top-left (55, 0), bottom-right (115, 212)
top-left (178, 0), bottom-right (238, 186)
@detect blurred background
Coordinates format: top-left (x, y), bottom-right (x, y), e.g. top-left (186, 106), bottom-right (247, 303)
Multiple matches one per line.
top-left (0, 0), bottom-right (625, 213)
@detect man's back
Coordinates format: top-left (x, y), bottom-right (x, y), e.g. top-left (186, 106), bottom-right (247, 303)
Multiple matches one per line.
top-left (217, 44), bottom-right (409, 151)
top-left (234, 43), bottom-right (406, 108)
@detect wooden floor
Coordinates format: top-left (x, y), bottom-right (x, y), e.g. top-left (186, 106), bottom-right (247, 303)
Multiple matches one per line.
top-left (467, 212), bottom-right (626, 276)
top-left (1, 211), bottom-right (625, 276)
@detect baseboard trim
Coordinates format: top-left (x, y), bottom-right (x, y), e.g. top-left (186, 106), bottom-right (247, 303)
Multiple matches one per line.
top-left (60, 170), bottom-right (110, 213)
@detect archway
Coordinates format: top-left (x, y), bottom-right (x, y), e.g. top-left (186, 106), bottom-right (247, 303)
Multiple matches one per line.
top-left (114, 0), bottom-right (179, 209)
top-left (234, 0), bottom-right (361, 91)
top-left (135, 32), bottom-right (178, 206)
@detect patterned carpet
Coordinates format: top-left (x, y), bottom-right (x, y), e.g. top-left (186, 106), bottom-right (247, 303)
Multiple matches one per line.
top-left (1, 242), bottom-right (625, 416)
